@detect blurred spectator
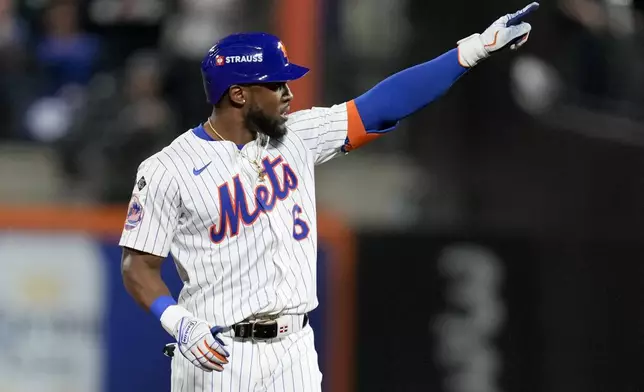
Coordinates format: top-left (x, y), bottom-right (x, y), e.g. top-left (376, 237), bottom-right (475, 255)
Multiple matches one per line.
top-left (35, 0), bottom-right (102, 95)
top-left (17, 0), bottom-right (103, 143)
top-left (87, 0), bottom-right (167, 71)
top-left (161, 0), bottom-right (240, 60)
top-left (557, 0), bottom-right (616, 102)
top-left (0, 0), bottom-right (32, 139)
top-left (89, 0), bottom-right (166, 25)
top-left (512, 0), bottom-right (644, 126)
top-left (56, 49), bottom-right (178, 203)
top-left (555, 0), bottom-right (644, 110)
top-left (0, 0), bottom-right (29, 56)
top-left (161, 0), bottom-right (242, 131)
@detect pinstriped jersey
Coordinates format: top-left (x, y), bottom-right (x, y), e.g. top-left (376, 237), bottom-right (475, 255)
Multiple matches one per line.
top-left (119, 103), bottom-right (353, 327)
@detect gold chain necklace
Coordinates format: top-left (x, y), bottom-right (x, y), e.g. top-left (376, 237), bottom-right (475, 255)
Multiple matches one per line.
top-left (206, 118), bottom-right (266, 182)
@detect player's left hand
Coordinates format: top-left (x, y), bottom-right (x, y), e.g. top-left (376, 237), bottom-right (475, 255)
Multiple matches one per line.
top-left (457, 2), bottom-right (539, 68)
top-left (176, 318), bottom-right (230, 372)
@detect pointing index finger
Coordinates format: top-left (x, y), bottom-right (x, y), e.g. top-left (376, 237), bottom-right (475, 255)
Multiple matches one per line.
top-left (507, 2), bottom-right (540, 26)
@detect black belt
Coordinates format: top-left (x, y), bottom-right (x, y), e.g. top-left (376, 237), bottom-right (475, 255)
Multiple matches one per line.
top-left (233, 314), bottom-right (309, 340)
top-left (162, 315), bottom-right (310, 358)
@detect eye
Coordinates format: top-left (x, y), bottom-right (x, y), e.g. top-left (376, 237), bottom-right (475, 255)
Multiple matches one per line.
top-left (264, 82), bottom-right (286, 92)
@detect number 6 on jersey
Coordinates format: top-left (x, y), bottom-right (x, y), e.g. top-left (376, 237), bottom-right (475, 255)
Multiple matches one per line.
top-left (292, 204), bottom-right (309, 240)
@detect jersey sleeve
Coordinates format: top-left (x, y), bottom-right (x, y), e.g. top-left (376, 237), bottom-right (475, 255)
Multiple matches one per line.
top-left (118, 157), bottom-right (181, 257)
top-left (287, 100), bottom-right (382, 165)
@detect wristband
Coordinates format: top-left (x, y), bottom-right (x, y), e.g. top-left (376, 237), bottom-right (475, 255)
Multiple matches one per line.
top-left (150, 295), bottom-right (176, 319)
top-left (457, 34), bottom-right (488, 68)
top-left (151, 296), bottom-right (193, 337)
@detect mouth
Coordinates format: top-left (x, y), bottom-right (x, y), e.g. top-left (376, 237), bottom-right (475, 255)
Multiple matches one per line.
top-left (280, 105), bottom-right (290, 120)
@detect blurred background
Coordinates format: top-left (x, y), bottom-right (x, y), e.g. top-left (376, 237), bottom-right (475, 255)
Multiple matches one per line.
top-left (2, 0), bottom-right (644, 391)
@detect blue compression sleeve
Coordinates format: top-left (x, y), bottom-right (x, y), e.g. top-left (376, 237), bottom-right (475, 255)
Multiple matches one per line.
top-left (353, 48), bottom-right (467, 131)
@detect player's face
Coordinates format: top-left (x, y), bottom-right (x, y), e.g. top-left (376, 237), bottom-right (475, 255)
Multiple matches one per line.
top-left (244, 82), bottom-right (293, 139)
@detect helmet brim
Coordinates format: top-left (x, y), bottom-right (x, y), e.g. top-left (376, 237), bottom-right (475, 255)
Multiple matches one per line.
top-left (263, 63), bottom-right (309, 83)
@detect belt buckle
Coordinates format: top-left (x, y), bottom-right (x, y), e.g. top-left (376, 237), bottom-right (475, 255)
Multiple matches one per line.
top-left (250, 321), bottom-right (259, 341)
top-left (251, 319), bottom-right (278, 341)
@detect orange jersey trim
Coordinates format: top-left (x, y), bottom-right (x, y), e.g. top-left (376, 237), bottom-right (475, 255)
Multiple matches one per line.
top-left (343, 100), bottom-right (383, 152)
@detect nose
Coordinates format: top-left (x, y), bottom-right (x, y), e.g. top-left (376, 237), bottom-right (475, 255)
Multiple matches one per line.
top-left (282, 83), bottom-right (293, 102)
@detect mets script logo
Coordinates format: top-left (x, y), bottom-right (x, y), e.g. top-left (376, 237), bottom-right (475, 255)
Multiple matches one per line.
top-left (209, 155), bottom-right (309, 243)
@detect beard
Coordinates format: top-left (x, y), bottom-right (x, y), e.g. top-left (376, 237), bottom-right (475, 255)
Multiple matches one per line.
top-left (244, 104), bottom-right (288, 140)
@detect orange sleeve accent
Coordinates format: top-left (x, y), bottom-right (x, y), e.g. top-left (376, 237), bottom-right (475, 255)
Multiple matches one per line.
top-left (457, 46), bottom-right (468, 68)
top-left (343, 100), bottom-right (383, 153)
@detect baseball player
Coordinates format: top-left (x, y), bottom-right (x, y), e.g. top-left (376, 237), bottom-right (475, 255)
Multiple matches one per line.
top-left (120, 3), bottom-right (538, 391)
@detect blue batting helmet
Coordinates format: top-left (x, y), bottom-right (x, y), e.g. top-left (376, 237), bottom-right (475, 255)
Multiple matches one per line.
top-left (201, 32), bottom-right (309, 104)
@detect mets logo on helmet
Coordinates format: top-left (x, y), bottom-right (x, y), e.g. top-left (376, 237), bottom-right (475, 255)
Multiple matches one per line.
top-left (278, 41), bottom-right (288, 60)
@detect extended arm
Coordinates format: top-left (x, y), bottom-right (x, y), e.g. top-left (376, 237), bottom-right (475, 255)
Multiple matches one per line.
top-left (285, 3), bottom-right (538, 161)
top-left (353, 49), bottom-right (466, 133)
top-left (343, 2), bottom-right (538, 150)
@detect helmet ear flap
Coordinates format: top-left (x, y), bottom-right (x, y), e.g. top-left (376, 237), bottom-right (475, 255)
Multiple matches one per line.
top-left (201, 69), bottom-right (222, 105)
top-left (213, 89), bottom-right (227, 108)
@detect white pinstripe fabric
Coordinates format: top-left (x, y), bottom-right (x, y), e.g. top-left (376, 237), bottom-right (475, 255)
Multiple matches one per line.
top-left (170, 325), bottom-right (321, 392)
top-left (119, 103), bottom-right (349, 391)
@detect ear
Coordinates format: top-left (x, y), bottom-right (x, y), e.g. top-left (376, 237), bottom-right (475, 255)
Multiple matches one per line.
top-left (228, 85), bottom-right (247, 106)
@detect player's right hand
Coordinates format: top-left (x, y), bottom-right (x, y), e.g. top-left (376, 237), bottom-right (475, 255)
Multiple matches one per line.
top-left (457, 2), bottom-right (539, 67)
top-left (175, 317), bottom-right (230, 372)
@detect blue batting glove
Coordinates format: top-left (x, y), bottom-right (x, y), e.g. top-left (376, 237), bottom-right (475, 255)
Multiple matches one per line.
top-left (457, 2), bottom-right (539, 68)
